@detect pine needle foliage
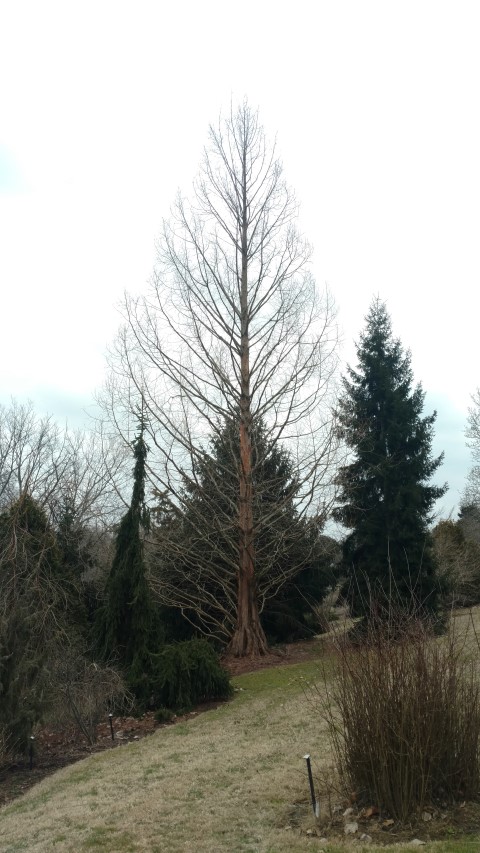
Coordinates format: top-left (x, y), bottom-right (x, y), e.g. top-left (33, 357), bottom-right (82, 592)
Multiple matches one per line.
top-left (333, 299), bottom-right (446, 616)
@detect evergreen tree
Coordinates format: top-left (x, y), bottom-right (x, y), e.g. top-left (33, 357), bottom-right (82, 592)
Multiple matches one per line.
top-left (0, 606), bottom-right (44, 755)
top-left (0, 494), bottom-right (65, 625)
top-left (153, 416), bottom-right (335, 642)
top-left (0, 494), bottom-right (66, 752)
top-left (55, 501), bottom-right (96, 635)
top-left (96, 414), bottom-right (163, 684)
top-left (333, 299), bottom-right (446, 616)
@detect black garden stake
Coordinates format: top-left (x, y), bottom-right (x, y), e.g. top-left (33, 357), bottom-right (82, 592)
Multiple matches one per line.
top-left (303, 754), bottom-right (318, 817)
top-left (109, 713), bottom-right (114, 741)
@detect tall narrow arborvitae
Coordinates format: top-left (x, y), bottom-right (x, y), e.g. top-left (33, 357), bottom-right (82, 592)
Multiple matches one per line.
top-left (333, 299), bottom-right (447, 617)
top-left (97, 415), bottom-right (163, 675)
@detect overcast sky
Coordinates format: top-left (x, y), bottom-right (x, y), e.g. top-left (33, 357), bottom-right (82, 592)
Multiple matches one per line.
top-left (1, 0), bottom-right (479, 517)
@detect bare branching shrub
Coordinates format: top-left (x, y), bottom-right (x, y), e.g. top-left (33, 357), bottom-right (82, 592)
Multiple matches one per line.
top-left (47, 648), bottom-right (132, 745)
top-left (318, 612), bottom-right (480, 821)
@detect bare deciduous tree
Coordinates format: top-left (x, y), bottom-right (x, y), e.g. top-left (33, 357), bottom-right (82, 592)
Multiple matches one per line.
top-left (0, 398), bottom-right (128, 527)
top-left (0, 399), bottom-right (67, 510)
top-left (104, 103), bottom-right (339, 656)
top-left (465, 388), bottom-right (480, 507)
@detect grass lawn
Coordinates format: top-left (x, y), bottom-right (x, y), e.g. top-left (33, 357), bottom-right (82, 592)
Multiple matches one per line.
top-left (1, 625), bottom-right (480, 852)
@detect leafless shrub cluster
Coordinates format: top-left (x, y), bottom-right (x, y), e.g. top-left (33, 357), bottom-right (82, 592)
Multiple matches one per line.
top-left (46, 648), bottom-right (132, 745)
top-left (317, 611), bottom-right (480, 821)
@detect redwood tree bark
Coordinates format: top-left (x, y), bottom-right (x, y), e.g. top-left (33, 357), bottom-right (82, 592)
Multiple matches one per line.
top-left (228, 141), bottom-right (268, 656)
top-left (228, 419), bottom-right (268, 656)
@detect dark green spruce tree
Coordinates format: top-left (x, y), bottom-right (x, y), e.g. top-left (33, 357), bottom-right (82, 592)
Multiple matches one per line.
top-left (333, 299), bottom-right (447, 617)
top-left (96, 414), bottom-right (163, 701)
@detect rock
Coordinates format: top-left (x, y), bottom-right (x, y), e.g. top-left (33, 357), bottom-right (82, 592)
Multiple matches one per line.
top-left (344, 821), bottom-right (359, 835)
top-left (410, 840), bottom-right (426, 846)
top-left (422, 811), bottom-right (432, 822)
top-left (343, 807), bottom-right (354, 817)
top-left (360, 834), bottom-right (372, 842)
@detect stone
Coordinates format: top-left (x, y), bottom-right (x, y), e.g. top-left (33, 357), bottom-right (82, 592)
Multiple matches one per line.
top-left (344, 821), bottom-right (359, 834)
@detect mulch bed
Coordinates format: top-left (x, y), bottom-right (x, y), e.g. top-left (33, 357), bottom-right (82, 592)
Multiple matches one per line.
top-left (0, 706), bottom-right (217, 808)
top-left (292, 800), bottom-right (480, 845)
top-left (222, 637), bottom-right (323, 676)
top-left (0, 638), bottom-right (323, 808)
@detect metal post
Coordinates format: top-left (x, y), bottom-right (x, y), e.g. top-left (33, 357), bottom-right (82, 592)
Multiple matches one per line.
top-left (109, 713), bottom-right (114, 741)
top-left (29, 736), bottom-right (35, 770)
top-left (303, 754), bottom-right (319, 817)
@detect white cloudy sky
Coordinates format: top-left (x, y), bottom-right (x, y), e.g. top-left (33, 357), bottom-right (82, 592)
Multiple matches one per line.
top-left (1, 0), bottom-right (479, 516)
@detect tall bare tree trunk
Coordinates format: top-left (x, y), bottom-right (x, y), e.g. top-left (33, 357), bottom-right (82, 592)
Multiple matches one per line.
top-left (106, 103), bottom-right (339, 656)
top-left (229, 418), bottom-right (268, 656)
top-left (229, 166), bottom-right (268, 656)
